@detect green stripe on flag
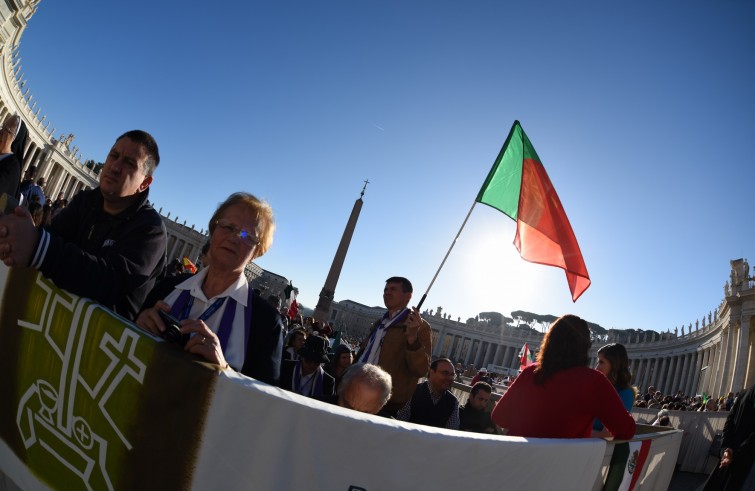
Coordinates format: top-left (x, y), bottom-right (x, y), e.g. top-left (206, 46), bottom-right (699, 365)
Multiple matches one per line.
top-left (475, 121), bottom-right (525, 219)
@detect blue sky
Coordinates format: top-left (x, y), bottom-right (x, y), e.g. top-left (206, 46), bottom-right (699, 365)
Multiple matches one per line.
top-left (16, 1), bottom-right (755, 332)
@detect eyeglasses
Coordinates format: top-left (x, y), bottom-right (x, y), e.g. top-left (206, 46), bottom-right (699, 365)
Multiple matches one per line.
top-left (214, 218), bottom-right (259, 247)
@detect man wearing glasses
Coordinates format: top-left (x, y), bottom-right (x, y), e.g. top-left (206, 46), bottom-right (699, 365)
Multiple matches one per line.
top-left (396, 358), bottom-right (460, 429)
top-left (0, 130), bottom-right (166, 321)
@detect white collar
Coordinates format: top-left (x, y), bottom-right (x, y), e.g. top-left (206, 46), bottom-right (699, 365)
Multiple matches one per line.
top-left (175, 268), bottom-right (250, 306)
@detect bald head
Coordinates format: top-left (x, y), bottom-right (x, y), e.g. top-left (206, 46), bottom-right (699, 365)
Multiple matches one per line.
top-left (338, 363), bottom-right (392, 414)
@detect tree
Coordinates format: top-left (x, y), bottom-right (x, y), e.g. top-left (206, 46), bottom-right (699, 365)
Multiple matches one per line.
top-left (84, 159), bottom-right (104, 175)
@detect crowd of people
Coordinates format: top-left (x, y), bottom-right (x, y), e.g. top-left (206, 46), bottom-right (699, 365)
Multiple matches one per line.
top-left (2, 125), bottom-right (752, 487)
top-left (634, 386), bottom-right (736, 413)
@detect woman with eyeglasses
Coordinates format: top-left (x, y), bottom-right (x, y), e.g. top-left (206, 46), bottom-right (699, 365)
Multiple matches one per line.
top-left (491, 314), bottom-right (636, 439)
top-left (136, 192), bottom-right (284, 385)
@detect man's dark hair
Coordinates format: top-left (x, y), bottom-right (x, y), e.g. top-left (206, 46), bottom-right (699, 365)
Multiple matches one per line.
top-left (116, 130), bottom-right (160, 176)
top-left (385, 276), bottom-right (412, 293)
top-left (470, 381), bottom-right (492, 398)
top-left (430, 357), bottom-right (453, 371)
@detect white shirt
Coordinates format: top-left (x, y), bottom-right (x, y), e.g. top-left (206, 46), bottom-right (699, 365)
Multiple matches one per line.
top-left (163, 268), bottom-right (250, 369)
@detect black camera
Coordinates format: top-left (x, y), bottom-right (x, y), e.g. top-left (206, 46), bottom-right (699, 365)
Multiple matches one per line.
top-left (158, 309), bottom-right (188, 347)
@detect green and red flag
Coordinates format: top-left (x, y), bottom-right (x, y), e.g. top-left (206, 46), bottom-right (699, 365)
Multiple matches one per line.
top-left (476, 121), bottom-right (591, 302)
top-left (519, 343), bottom-right (535, 371)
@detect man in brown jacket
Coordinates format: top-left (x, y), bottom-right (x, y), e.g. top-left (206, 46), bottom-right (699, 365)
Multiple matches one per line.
top-left (356, 277), bottom-right (433, 417)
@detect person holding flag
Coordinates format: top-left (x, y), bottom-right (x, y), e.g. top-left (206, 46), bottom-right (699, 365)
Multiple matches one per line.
top-left (354, 277), bottom-right (432, 417)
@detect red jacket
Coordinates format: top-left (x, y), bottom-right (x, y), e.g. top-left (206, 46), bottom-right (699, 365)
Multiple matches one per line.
top-left (491, 364), bottom-right (636, 439)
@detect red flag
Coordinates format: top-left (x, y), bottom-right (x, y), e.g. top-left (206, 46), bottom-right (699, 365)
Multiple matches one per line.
top-left (287, 298), bottom-right (298, 320)
top-left (476, 121), bottom-right (590, 301)
top-left (519, 343), bottom-right (535, 371)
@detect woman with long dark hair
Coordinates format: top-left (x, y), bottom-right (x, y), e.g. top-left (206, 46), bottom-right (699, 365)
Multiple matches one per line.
top-left (593, 343), bottom-right (637, 436)
top-left (491, 315), bottom-right (635, 439)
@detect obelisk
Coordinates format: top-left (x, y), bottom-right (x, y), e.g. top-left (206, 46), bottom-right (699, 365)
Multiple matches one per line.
top-left (313, 181), bottom-right (368, 321)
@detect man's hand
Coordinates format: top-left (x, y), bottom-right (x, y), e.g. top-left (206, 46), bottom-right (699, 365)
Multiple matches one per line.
top-left (405, 307), bottom-right (423, 345)
top-left (0, 206), bottom-right (39, 267)
top-left (719, 448), bottom-right (733, 468)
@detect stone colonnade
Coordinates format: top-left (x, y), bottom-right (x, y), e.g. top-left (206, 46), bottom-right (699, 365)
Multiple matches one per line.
top-left (0, 45), bottom-right (98, 202)
top-left (430, 320), bottom-right (542, 373)
top-left (331, 257), bottom-right (753, 397)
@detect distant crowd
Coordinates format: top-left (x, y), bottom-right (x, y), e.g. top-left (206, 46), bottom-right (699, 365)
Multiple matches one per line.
top-left (634, 386), bottom-right (736, 413)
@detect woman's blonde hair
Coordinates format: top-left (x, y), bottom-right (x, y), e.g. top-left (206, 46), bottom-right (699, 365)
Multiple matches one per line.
top-left (208, 192), bottom-right (275, 259)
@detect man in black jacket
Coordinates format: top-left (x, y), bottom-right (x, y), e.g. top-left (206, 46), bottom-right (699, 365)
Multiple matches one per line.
top-left (0, 130), bottom-right (166, 321)
top-left (459, 382), bottom-right (497, 433)
top-left (703, 384), bottom-right (755, 490)
top-left (280, 335), bottom-right (335, 399)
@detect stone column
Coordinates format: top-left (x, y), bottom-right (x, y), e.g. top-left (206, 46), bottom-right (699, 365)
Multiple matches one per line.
top-left (642, 358), bottom-right (653, 390)
top-left (656, 356), bottom-right (669, 393)
top-left (690, 351), bottom-right (702, 395)
top-left (634, 358), bottom-right (644, 389)
top-left (22, 138), bottom-right (34, 164)
top-left (731, 317), bottom-right (750, 391)
top-left (36, 151), bottom-right (54, 178)
top-left (447, 335), bottom-right (458, 360)
top-left (432, 330), bottom-right (444, 358)
top-left (495, 343), bottom-right (504, 366)
top-left (668, 355), bottom-right (682, 395)
top-left (639, 359), bottom-right (649, 388)
top-left (63, 177), bottom-right (78, 198)
top-left (678, 353), bottom-right (691, 396)
top-left (713, 327), bottom-right (731, 397)
top-left (463, 339), bottom-right (475, 366)
top-left (681, 352), bottom-right (693, 396)
top-left (168, 238), bottom-right (182, 259)
top-left (505, 346), bottom-right (519, 369)
top-left (483, 342), bottom-right (495, 368)
top-left (455, 335), bottom-right (466, 361)
top-left (439, 334), bottom-right (450, 358)
top-left (28, 148), bottom-right (43, 170)
top-left (699, 348), bottom-right (712, 395)
top-left (708, 344), bottom-right (722, 397)
top-left (50, 170), bottom-right (68, 200)
top-left (445, 334), bottom-right (455, 360)
top-left (472, 339), bottom-right (485, 370)
top-left (647, 358), bottom-right (658, 389)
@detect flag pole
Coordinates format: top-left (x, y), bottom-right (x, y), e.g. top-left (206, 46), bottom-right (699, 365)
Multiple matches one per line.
top-left (416, 201), bottom-right (477, 310)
